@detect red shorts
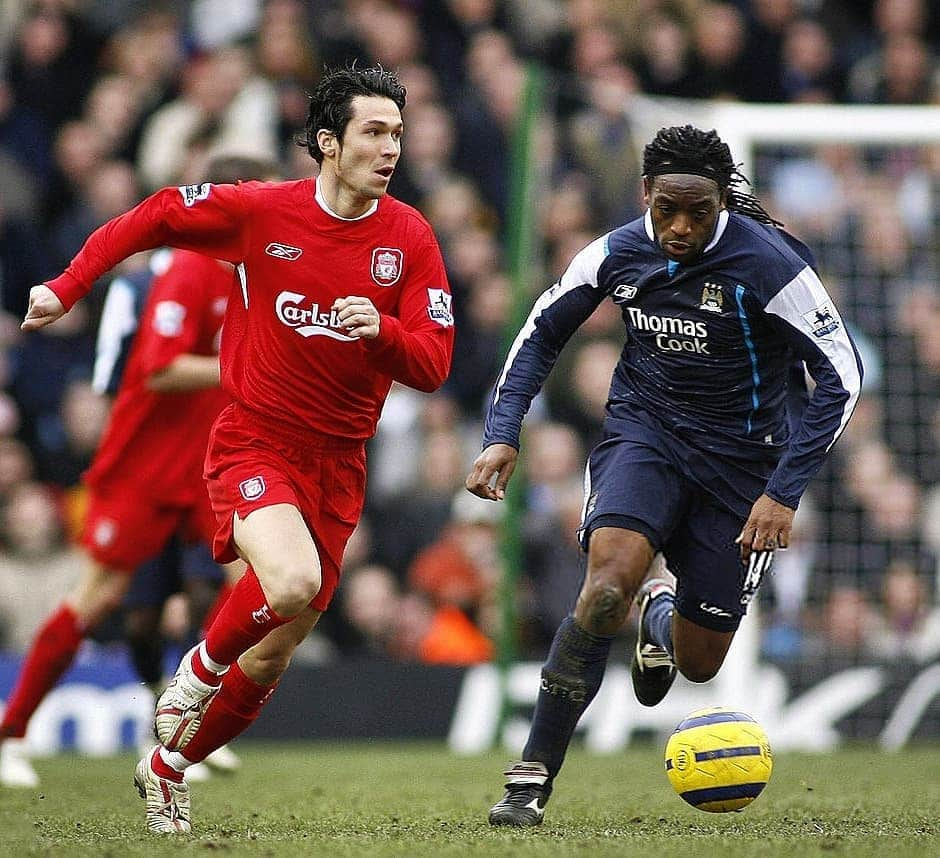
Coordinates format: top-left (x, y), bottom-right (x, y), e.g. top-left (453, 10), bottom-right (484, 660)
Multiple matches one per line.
top-left (82, 482), bottom-right (216, 571)
top-left (204, 404), bottom-right (366, 612)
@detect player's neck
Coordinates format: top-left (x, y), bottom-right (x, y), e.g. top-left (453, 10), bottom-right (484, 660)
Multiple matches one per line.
top-left (314, 174), bottom-right (379, 221)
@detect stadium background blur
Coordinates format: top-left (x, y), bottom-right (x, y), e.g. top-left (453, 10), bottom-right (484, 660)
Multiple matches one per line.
top-left (0, 0), bottom-right (938, 728)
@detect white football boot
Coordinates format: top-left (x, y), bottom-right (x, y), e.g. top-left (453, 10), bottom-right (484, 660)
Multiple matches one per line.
top-left (0, 739), bottom-right (39, 788)
top-left (154, 645), bottom-right (224, 751)
top-left (134, 746), bottom-right (191, 834)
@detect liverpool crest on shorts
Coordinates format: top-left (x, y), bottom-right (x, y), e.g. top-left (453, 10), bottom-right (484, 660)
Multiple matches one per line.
top-left (239, 476), bottom-right (266, 500)
top-left (371, 247), bottom-right (403, 286)
top-left (699, 282), bottom-right (724, 312)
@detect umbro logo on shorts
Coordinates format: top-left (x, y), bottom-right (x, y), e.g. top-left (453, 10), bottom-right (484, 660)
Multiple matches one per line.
top-left (239, 476), bottom-right (266, 500)
top-left (699, 602), bottom-right (732, 618)
top-left (265, 242), bottom-right (303, 261)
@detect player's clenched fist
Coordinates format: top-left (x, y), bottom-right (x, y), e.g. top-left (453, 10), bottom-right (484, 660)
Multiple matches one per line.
top-left (465, 443), bottom-right (518, 501)
top-left (22, 284), bottom-right (66, 331)
top-left (332, 295), bottom-right (380, 339)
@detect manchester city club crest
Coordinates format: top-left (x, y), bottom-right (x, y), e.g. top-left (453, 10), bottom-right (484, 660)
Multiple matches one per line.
top-left (371, 247), bottom-right (404, 286)
top-left (699, 282), bottom-right (724, 312)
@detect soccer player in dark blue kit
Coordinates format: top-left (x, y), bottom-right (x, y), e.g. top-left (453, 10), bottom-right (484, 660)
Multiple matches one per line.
top-left (465, 125), bottom-right (863, 826)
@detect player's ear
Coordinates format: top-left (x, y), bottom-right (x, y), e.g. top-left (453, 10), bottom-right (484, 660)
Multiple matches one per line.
top-left (642, 175), bottom-right (652, 205)
top-left (317, 129), bottom-right (337, 158)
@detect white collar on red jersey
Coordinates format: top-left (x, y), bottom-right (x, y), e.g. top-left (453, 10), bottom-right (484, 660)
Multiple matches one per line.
top-left (314, 176), bottom-right (379, 221)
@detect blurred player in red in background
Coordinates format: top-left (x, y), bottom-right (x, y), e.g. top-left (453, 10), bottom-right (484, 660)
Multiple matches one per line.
top-left (0, 155), bottom-right (281, 791)
top-left (21, 65), bottom-right (454, 833)
top-left (94, 155), bottom-right (282, 785)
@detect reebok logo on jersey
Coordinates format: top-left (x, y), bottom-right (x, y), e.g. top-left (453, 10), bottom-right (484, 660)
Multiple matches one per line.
top-left (803, 302), bottom-right (841, 338)
top-left (612, 283), bottom-right (638, 302)
top-left (275, 291), bottom-right (356, 341)
top-left (265, 242), bottom-right (303, 261)
top-left (251, 605), bottom-right (272, 624)
top-left (427, 289), bottom-right (454, 327)
top-left (371, 247), bottom-right (403, 285)
top-left (239, 476), bottom-right (266, 500)
top-left (178, 183), bottom-right (211, 207)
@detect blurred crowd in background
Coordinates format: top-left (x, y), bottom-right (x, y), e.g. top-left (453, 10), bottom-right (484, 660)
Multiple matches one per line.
top-left (0, 0), bottom-right (938, 671)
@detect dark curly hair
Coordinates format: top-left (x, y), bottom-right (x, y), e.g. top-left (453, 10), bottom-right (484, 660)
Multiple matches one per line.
top-left (643, 125), bottom-right (782, 226)
top-left (298, 64), bottom-right (407, 164)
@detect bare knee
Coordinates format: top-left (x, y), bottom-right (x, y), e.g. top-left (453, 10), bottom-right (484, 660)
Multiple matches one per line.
top-left (675, 654), bottom-right (722, 684)
top-left (576, 528), bottom-right (654, 636)
top-left (238, 607), bottom-right (321, 686)
top-left (576, 577), bottom-right (630, 636)
top-left (672, 619), bottom-right (734, 684)
top-left (240, 647), bottom-right (292, 685)
top-left (254, 559), bottom-right (321, 617)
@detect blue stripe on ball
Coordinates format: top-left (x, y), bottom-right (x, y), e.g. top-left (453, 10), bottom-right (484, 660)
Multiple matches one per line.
top-left (675, 711), bottom-right (756, 731)
top-left (681, 782), bottom-right (766, 806)
top-left (695, 745), bottom-right (762, 762)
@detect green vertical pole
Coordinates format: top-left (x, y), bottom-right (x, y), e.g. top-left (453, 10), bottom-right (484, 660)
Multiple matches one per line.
top-left (495, 63), bottom-right (545, 743)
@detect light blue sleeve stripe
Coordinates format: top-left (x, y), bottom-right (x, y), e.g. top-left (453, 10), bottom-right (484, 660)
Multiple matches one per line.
top-left (735, 284), bottom-right (761, 436)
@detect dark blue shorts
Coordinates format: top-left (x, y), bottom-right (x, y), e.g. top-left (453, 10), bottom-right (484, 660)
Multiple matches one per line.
top-left (579, 414), bottom-right (776, 631)
top-left (122, 537), bottom-right (223, 611)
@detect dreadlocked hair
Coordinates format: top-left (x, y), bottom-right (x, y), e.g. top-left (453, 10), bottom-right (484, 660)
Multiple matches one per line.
top-left (643, 125), bottom-right (782, 227)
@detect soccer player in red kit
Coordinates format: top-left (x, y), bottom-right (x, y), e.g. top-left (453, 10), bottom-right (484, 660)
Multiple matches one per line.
top-left (0, 159), bottom-right (270, 786)
top-left (21, 66), bottom-right (454, 833)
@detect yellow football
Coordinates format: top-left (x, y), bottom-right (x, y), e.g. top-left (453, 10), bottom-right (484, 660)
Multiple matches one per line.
top-left (664, 706), bottom-right (773, 812)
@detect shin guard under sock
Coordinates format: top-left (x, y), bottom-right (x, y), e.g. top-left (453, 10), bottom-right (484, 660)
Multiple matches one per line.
top-left (522, 615), bottom-right (613, 781)
top-left (202, 569), bottom-right (289, 666)
top-left (177, 661), bottom-right (277, 764)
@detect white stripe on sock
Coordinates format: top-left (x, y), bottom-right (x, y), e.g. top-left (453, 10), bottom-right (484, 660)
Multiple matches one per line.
top-left (198, 640), bottom-right (229, 674)
top-left (159, 747), bottom-right (192, 773)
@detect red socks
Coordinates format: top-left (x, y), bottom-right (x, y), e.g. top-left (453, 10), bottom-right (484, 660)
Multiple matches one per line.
top-left (150, 748), bottom-right (184, 783)
top-left (0, 605), bottom-right (84, 738)
top-left (181, 661), bottom-right (277, 763)
top-left (202, 569), bottom-right (289, 667)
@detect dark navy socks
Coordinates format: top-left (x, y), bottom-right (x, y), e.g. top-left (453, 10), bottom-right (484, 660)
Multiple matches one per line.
top-left (522, 615), bottom-right (613, 781)
top-left (644, 590), bottom-right (676, 657)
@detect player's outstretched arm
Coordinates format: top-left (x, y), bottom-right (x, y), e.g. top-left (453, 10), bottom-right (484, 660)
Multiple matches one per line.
top-left (465, 443), bottom-right (518, 502)
top-left (21, 285), bottom-right (66, 331)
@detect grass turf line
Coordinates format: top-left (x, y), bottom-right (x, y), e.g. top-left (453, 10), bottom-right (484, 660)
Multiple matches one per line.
top-left (1, 741), bottom-right (938, 857)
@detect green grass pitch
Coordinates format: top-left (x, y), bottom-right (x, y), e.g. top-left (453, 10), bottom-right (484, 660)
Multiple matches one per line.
top-left (2, 741), bottom-right (938, 857)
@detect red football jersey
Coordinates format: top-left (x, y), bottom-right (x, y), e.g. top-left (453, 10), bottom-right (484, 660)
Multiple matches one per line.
top-left (84, 250), bottom-right (231, 502)
top-left (49, 178), bottom-right (454, 439)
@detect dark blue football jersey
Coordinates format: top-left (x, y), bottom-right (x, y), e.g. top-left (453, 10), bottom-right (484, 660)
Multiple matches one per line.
top-left (92, 250), bottom-right (173, 395)
top-left (484, 210), bottom-right (863, 509)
